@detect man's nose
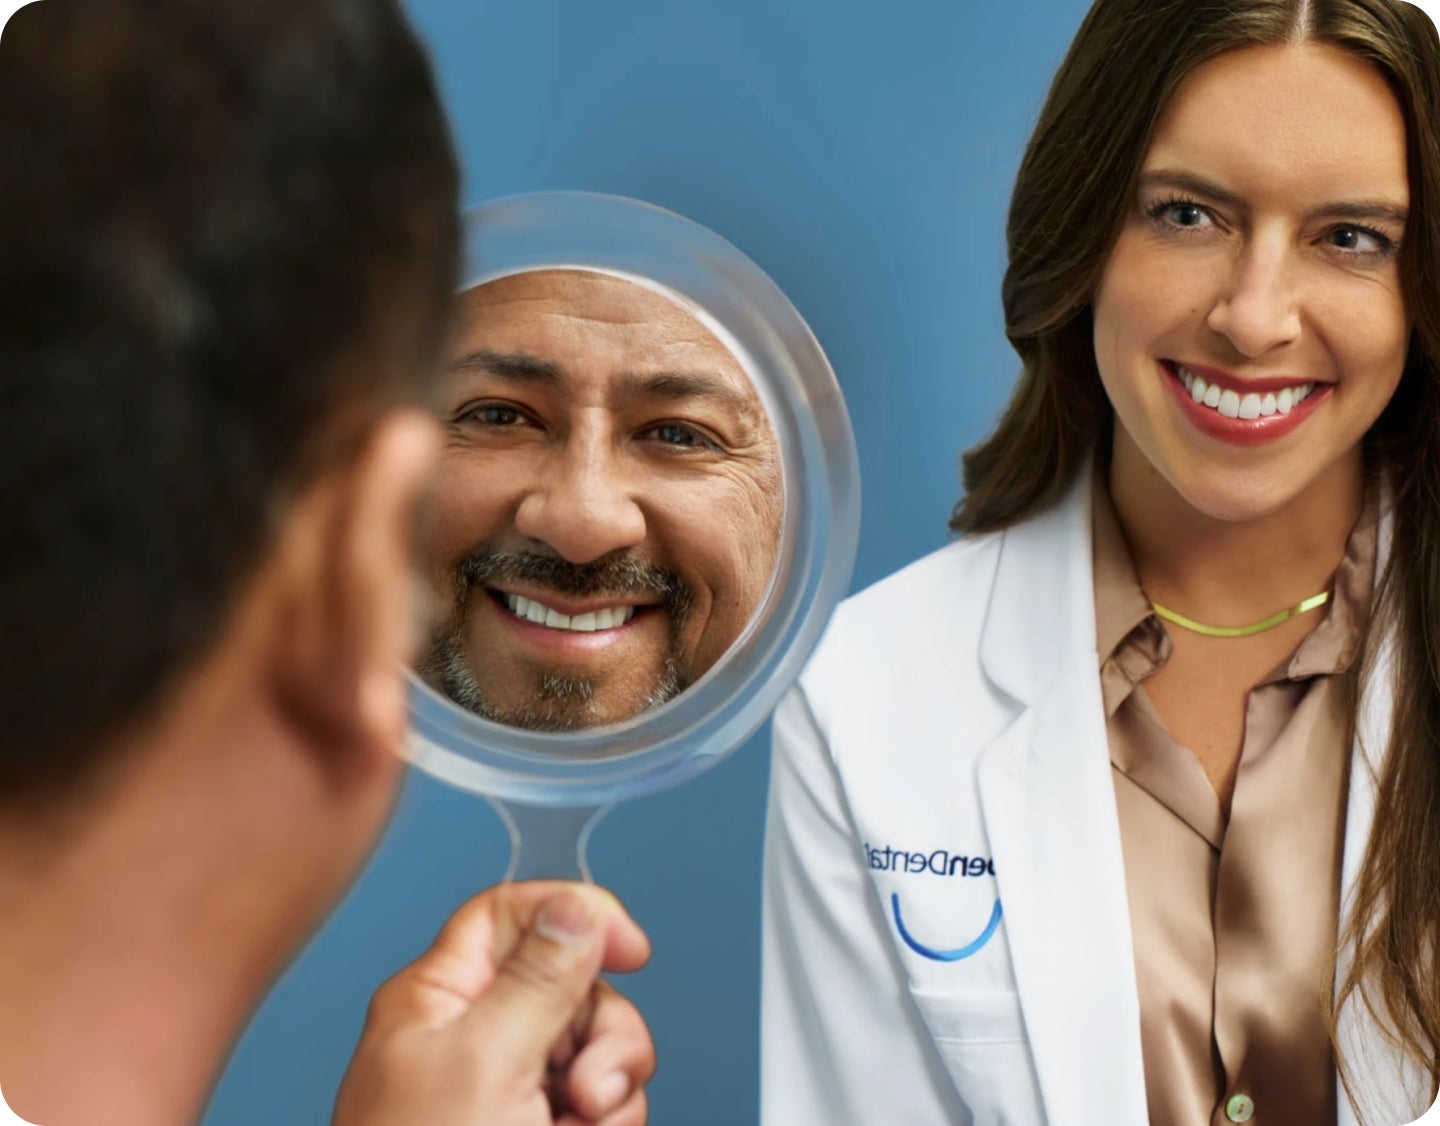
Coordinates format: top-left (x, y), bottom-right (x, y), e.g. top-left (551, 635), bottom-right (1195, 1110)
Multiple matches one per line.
top-left (512, 441), bottom-right (646, 565)
top-left (1204, 240), bottom-right (1303, 359)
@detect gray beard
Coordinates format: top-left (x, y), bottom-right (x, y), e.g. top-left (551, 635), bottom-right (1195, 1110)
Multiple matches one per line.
top-left (416, 618), bottom-right (690, 732)
top-left (417, 548), bottom-right (694, 732)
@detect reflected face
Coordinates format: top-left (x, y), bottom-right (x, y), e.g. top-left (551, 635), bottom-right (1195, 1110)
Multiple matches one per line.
top-left (419, 270), bottom-right (783, 730)
top-left (1093, 44), bottom-right (1411, 521)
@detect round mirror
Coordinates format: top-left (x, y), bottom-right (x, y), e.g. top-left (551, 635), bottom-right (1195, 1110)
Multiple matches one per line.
top-left (405, 192), bottom-right (858, 876)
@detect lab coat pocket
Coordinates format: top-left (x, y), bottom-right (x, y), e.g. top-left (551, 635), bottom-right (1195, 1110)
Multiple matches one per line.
top-left (909, 988), bottom-right (1046, 1126)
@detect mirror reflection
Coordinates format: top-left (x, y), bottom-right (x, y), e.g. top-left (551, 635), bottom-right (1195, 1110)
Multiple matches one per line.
top-left (418, 268), bottom-right (783, 732)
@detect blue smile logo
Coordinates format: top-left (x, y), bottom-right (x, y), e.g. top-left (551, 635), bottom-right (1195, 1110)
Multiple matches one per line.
top-left (891, 893), bottom-right (1004, 962)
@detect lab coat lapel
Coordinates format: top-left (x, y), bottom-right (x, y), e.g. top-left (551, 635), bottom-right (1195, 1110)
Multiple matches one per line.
top-left (974, 463), bottom-right (1149, 1126)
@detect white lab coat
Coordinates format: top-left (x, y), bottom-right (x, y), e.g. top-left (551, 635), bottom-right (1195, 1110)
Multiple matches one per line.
top-left (761, 461), bottom-right (1430, 1126)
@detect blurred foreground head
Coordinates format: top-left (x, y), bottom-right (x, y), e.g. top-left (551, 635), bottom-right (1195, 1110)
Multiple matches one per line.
top-left (0, 0), bottom-right (460, 808)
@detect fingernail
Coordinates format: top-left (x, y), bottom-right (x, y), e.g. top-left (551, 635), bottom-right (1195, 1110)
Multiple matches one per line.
top-left (535, 894), bottom-right (598, 945)
top-left (595, 1071), bottom-right (630, 1108)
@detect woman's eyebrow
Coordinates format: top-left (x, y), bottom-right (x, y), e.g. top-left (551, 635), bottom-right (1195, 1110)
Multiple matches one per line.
top-left (1138, 170), bottom-right (1245, 210)
top-left (1317, 200), bottom-right (1409, 226)
top-left (1139, 169), bottom-right (1408, 227)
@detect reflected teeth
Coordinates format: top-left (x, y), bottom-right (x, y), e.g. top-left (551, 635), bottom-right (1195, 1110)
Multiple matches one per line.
top-left (502, 594), bottom-right (637, 632)
top-left (1178, 365), bottom-right (1315, 420)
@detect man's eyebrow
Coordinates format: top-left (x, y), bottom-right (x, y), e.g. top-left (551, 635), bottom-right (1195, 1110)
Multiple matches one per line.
top-left (1139, 169), bottom-right (1409, 227)
top-left (618, 370), bottom-right (756, 412)
top-left (447, 348), bottom-right (563, 383)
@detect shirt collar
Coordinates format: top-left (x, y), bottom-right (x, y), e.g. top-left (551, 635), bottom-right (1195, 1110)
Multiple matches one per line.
top-left (1090, 463), bottom-right (1380, 704)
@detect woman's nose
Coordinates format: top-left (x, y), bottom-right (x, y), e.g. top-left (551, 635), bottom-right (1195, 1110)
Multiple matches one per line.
top-left (1204, 242), bottom-right (1303, 359)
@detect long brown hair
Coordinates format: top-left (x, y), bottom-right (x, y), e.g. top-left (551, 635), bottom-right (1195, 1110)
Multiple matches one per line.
top-left (951, 0), bottom-right (1440, 1104)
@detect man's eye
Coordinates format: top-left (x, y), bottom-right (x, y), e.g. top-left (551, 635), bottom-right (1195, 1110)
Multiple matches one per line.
top-left (643, 422), bottom-right (718, 451)
top-left (461, 404), bottom-right (523, 426)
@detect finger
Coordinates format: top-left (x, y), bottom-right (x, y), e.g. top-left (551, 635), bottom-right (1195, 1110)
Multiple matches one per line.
top-left (462, 888), bottom-right (619, 1066)
top-left (366, 882), bottom-right (622, 1032)
top-left (561, 981), bottom-right (657, 1120)
top-left (546, 983), bottom-right (600, 1072)
top-left (600, 1089), bottom-right (650, 1126)
top-left (557, 1088), bottom-right (649, 1126)
top-left (598, 909), bottom-right (651, 975)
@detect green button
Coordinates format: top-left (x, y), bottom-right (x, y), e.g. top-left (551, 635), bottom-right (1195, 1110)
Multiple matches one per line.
top-left (1226, 1093), bottom-right (1255, 1123)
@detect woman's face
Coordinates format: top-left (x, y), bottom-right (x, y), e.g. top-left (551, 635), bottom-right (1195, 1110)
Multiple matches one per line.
top-left (1093, 43), bottom-right (1411, 522)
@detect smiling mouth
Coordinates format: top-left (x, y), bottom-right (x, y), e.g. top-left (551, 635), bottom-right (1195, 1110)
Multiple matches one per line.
top-left (1175, 363), bottom-right (1317, 420)
top-left (494, 591), bottom-right (640, 633)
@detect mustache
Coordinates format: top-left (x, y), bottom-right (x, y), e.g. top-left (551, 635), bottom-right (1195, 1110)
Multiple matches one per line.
top-left (456, 549), bottom-right (693, 618)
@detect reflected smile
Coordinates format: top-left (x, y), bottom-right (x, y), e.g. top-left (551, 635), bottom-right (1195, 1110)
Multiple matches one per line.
top-left (500, 592), bottom-right (638, 633)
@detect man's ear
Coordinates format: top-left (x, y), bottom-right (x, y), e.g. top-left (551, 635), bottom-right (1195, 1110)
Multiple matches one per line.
top-left (262, 409), bottom-right (440, 779)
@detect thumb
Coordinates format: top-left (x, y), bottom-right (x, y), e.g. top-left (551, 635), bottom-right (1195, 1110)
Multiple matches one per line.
top-left (463, 888), bottom-right (610, 1066)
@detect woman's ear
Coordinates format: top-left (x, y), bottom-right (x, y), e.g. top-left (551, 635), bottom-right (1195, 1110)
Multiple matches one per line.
top-left (262, 410), bottom-right (441, 780)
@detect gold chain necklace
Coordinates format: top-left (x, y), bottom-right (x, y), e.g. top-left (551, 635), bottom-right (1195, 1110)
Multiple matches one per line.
top-left (1150, 590), bottom-right (1331, 639)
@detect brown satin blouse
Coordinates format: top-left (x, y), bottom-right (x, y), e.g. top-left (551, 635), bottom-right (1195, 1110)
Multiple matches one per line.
top-left (1092, 475), bottom-right (1377, 1126)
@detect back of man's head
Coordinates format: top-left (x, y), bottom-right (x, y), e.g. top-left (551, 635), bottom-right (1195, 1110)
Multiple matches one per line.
top-left (0, 0), bottom-right (460, 806)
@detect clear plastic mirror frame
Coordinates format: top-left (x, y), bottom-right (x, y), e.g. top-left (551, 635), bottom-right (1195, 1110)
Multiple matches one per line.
top-left (406, 191), bottom-right (859, 808)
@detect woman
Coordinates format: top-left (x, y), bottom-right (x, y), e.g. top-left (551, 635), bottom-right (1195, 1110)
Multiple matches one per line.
top-left (761, 2), bottom-right (1440, 1124)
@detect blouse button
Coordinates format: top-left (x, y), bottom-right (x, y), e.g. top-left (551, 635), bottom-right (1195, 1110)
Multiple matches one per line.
top-left (1225, 1093), bottom-right (1255, 1123)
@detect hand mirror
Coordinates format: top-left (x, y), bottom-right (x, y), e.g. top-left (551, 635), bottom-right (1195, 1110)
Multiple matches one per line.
top-left (406, 192), bottom-right (858, 881)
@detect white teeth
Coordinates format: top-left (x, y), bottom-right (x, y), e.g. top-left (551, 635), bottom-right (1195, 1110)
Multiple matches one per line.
top-left (1176, 365), bottom-right (1318, 421)
top-left (501, 593), bottom-right (636, 632)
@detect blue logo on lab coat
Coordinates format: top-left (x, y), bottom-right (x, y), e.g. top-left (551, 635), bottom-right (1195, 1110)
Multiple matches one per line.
top-left (891, 894), bottom-right (1003, 962)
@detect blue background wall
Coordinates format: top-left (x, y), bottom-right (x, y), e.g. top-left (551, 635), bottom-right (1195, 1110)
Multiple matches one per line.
top-left (204, 2), bottom-right (1089, 1122)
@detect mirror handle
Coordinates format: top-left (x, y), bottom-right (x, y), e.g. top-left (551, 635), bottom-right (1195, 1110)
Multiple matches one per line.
top-left (490, 799), bottom-right (610, 883)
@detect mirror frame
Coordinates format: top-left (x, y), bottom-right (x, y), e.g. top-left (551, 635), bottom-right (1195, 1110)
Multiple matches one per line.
top-left (406, 191), bottom-right (859, 808)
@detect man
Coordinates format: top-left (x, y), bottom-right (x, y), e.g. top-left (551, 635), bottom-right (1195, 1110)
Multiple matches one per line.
top-left (420, 269), bottom-right (784, 730)
top-left (0, 2), bottom-right (653, 1123)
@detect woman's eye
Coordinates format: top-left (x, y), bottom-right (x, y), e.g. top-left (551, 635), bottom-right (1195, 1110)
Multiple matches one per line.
top-left (1326, 225), bottom-right (1394, 257)
top-left (1155, 201), bottom-right (1212, 230)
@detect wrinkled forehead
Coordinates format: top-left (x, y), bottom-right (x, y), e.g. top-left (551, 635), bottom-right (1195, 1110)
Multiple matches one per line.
top-left (448, 268), bottom-right (758, 400)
